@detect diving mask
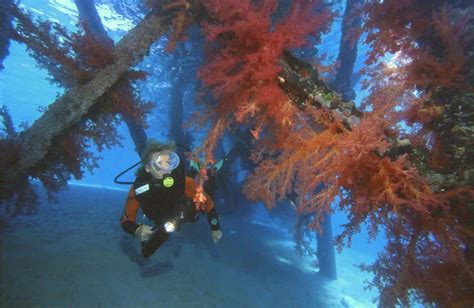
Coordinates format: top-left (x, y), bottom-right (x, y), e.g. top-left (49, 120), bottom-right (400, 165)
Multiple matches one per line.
top-left (150, 150), bottom-right (180, 173)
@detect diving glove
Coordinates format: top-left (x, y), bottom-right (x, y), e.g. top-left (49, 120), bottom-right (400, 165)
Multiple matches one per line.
top-left (211, 229), bottom-right (223, 244)
top-left (135, 224), bottom-right (155, 242)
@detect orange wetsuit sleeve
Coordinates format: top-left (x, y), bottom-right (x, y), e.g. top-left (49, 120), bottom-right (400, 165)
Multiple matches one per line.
top-left (123, 187), bottom-right (140, 222)
top-left (184, 176), bottom-right (214, 212)
top-left (120, 187), bottom-right (141, 235)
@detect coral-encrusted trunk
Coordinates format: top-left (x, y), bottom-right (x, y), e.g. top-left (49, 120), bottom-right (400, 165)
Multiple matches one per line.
top-left (74, 0), bottom-right (148, 155)
top-left (74, 0), bottom-right (111, 43)
top-left (331, 0), bottom-right (362, 101)
top-left (279, 51), bottom-right (361, 126)
top-left (314, 0), bottom-right (363, 281)
top-left (5, 8), bottom-right (171, 182)
top-left (0, 0), bottom-right (13, 70)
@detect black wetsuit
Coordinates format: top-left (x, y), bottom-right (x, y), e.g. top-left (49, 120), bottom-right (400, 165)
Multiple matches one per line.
top-left (120, 166), bottom-right (220, 258)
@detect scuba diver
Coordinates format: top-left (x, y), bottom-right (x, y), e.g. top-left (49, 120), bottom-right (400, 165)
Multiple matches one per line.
top-left (119, 140), bottom-right (223, 258)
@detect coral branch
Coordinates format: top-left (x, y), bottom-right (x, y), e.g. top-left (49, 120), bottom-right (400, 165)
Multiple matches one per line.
top-left (162, 0), bottom-right (193, 52)
top-left (2, 5), bottom-right (172, 202)
top-left (195, 1), bottom-right (474, 305)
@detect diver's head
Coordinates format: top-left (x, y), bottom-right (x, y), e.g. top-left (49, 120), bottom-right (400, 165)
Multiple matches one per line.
top-left (146, 150), bottom-right (180, 179)
top-left (141, 140), bottom-right (180, 179)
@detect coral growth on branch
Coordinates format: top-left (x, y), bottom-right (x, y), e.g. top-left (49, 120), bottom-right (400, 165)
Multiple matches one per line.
top-left (1, 4), bottom-right (153, 212)
top-left (197, 0), bottom-right (332, 153)
top-left (356, 1), bottom-right (474, 305)
top-left (196, 0), bottom-right (474, 306)
top-left (161, 0), bottom-right (193, 52)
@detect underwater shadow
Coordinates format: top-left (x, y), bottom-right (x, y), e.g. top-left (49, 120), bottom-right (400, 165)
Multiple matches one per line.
top-left (119, 235), bottom-right (174, 278)
top-left (175, 221), bottom-right (222, 262)
top-left (119, 235), bottom-right (147, 266)
top-left (140, 261), bottom-right (174, 278)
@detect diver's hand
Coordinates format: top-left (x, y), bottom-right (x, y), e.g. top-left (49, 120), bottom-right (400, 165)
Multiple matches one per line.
top-left (211, 229), bottom-right (223, 244)
top-left (135, 224), bottom-right (155, 242)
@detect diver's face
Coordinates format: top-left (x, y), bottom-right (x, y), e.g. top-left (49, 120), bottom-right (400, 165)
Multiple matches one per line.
top-left (155, 153), bottom-right (172, 170)
top-left (145, 150), bottom-right (180, 180)
top-left (145, 153), bottom-right (166, 179)
top-left (146, 152), bottom-right (171, 179)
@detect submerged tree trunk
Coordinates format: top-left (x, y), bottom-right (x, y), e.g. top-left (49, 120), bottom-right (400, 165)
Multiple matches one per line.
top-left (0, 0), bottom-right (14, 70)
top-left (312, 0), bottom-right (363, 281)
top-left (74, 0), bottom-right (148, 155)
top-left (5, 7), bottom-right (171, 182)
top-left (168, 57), bottom-right (186, 151)
top-left (169, 81), bottom-right (186, 146)
top-left (332, 0), bottom-right (362, 100)
top-left (316, 214), bottom-right (337, 279)
top-left (74, 0), bottom-right (112, 44)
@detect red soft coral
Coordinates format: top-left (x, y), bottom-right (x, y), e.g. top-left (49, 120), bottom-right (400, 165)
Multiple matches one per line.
top-left (198, 0), bottom-right (332, 140)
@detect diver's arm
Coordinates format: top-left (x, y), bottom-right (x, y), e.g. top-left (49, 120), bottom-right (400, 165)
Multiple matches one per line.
top-left (206, 207), bottom-right (223, 243)
top-left (184, 177), bottom-right (221, 230)
top-left (206, 207), bottom-right (221, 231)
top-left (184, 176), bottom-right (214, 211)
top-left (120, 187), bottom-right (141, 235)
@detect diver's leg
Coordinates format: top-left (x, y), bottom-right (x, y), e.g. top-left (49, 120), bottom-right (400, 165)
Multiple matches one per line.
top-left (141, 228), bottom-right (170, 258)
top-left (182, 200), bottom-right (200, 223)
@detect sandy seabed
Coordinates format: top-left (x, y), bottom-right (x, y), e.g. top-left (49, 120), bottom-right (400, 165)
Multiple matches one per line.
top-left (1, 185), bottom-right (376, 307)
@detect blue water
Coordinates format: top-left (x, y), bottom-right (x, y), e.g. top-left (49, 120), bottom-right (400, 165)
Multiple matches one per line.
top-left (1, 1), bottom-right (386, 307)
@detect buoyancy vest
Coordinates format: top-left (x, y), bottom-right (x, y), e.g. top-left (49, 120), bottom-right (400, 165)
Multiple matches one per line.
top-left (132, 163), bottom-right (186, 224)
